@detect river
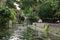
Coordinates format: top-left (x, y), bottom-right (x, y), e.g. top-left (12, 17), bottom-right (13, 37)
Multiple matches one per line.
top-left (9, 24), bottom-right (27, 40)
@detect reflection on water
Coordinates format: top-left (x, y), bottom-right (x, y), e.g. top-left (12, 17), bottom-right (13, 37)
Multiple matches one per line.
top-left (0, 24), bottom-right (45, 40)
top-left (9, 24), bottom-right (27, 40)
top-left (0, 24), bottom-right (60, 40)
top-left (0, 24), bottom-right (41, 40)
top-left (0, 24), bottom-right (27, 40)
top-left (0, 27), bottom-right (13, 40)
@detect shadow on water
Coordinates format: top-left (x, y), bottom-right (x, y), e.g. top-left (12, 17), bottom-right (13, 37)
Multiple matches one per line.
top-left (0, 27), bottom-right (14, 40)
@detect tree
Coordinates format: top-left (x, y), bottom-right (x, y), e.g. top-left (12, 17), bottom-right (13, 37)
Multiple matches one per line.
top-left (0, 7), bottom-right (16, 27)
top-left (16, 0), bottom-right (40, 24)
top-left (0, 0), bottom-right (16, 27)
top-left (38, 0), bottom-right (60, 22)
top-left (15, 0), bottom-right (60, 23)
top-left (6, 0), bottom-right (16, 8)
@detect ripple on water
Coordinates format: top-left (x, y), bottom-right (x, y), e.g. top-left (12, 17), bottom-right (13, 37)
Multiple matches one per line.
top-left (9, 24), bottom-right (27, 40)
top-left (9, 37), bottom-right (20, 40)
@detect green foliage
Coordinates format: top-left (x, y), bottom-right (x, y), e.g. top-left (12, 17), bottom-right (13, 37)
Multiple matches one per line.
top-left (21, 27), bottom-right (43, 40)
top-left (6, 0), bottom-right (16, 8)
top-left (18, 0), bottom-right (37, 9)
top-left (38, 1), bottom-right (56, 18)
top-left (0, 7), bottom-right (16, 27)
top-left (26, 7), bottom-right (39, 24)
top-left (42, 24), bottom-right (48, 33)
top-left (17, 0), bottom-right (60, 22)
top-left (42, 24), bottom-right (49, 38)
top-left (9, 8), bottom-right (16, 20)
top-left (16, 0), bottom-right (40, 24)
top-left (37, 0), bottom-right (60, 22)
top-left (21, 25), bottom-right (50, 40)
top-left (1, 0), bottom-right (60, 23)
top-left (0, 8), bottom-right (10, 26)
top-left (0, 28), bottom-right (13, 39)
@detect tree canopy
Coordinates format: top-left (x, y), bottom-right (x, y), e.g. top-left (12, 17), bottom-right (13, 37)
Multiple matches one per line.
top-left (0, 0), bottom-right (60, 24)
top-left (16, 0), bottom-right (60, 23)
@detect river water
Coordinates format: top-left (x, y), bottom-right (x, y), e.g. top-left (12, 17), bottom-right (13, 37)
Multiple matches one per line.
top-left (9, 24), bottom-right (27, 40)
top-left (8, 23), bottom-right (60, 40)
top-left (0, 23), bottom-right (52, 40)
top-left (0, 24), bottom-right (27, 40)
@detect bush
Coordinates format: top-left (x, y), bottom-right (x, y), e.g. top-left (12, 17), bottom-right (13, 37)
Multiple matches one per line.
top-left (0, 7), bottom-right (16, 27)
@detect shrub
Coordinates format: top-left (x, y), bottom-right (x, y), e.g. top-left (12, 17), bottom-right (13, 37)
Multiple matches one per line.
top-left (0, 7), bottom-right (16, 27)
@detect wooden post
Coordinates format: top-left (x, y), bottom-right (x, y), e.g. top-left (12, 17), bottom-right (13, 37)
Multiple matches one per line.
top-left (8, 20), bottom-right (13, 28)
